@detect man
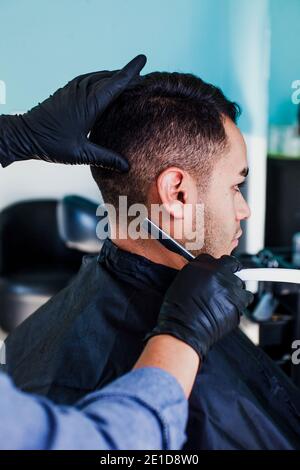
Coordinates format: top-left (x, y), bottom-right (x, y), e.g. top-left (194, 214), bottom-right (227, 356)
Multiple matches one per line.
top-left (3, 72), bottom-right (300, 449)
top-left (0, 55), bottom-right (249, 449)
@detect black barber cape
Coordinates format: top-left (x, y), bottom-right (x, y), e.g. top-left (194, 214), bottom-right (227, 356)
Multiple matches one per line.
top-left (2, 239), bottom-right (300, 449)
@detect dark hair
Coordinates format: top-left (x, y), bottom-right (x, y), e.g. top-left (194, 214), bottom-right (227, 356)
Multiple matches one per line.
top-left (90, 72), bottom-right (240, 208)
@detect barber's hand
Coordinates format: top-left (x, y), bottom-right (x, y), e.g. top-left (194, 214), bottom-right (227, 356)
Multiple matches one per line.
top-left (146, 254), bottom-right (254, 361)
top-left (0, 54), bottom-right (146, 170)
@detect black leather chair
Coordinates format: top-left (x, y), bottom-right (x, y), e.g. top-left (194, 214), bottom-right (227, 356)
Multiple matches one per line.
top-left (57, 195), bottom-right (103, 254)
top-left (0, 199), bottom-right (84, 332)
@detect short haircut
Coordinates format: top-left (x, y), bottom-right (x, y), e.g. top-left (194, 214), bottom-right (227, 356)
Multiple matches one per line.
top-left (90, 72), bottom-right (240, 209)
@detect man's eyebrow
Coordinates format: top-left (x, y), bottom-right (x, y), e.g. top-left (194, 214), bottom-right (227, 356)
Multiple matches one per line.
top-left (239, 167), bottom-right (249, 177)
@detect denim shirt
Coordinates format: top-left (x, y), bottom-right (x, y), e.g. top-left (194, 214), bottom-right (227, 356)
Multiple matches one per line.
top-left (0, 367), bottom-right (187, 450)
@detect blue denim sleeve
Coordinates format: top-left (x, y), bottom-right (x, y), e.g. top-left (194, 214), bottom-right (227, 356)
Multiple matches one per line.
top-left (0, 367), bottom-right (188, 450)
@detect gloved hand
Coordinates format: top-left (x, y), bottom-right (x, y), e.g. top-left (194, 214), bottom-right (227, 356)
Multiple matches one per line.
top-left (146, 254), bottom-right (254, 360)
top-left (0, 54), bottom-right (146, 170)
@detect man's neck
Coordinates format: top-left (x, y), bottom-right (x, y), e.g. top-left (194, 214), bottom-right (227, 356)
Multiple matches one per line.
top-left (111, 236), bottom-right (187, 270)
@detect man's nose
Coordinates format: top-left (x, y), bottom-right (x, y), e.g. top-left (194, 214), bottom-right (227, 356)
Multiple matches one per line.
top-left (236, 194), bottom-right (251, 220)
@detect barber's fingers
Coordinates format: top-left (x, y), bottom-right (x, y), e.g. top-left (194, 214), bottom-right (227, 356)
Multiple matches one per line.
top-left (67, 70), bottom-right (115, 86)
top-left (232, 285), bottom-right (254, 309)
top-left (217, 269), bottom-right (254, 305)
top-left (93, 54), bottom-right (147, 112)
top-left (193, 253), bottom-right (243, 277)
top-left (83, 140), bottom-right (129, 172)
top-left (217, 255), bottom-right (243, 273)
top-left (72, 65), bottom-right (141, 94)
top-left (213, 286), bottom-right (253, 324)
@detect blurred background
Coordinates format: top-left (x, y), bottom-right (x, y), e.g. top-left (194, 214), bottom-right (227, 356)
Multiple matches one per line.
top-left (0, 0), bottom-right (300, 384)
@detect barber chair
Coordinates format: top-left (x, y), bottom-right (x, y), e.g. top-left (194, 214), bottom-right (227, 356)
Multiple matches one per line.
top-left (0, 200), bottom-right (83, 332)
top-left (238, 248), bottom-right (300, 387)
top-left (57, 195), bottom-right (102, 254)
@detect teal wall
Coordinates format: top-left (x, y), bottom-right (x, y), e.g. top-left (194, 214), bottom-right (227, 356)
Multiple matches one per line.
top-left (1, 0), bottom-right (299, 128)
top-left (224, 0), bottom-right (270, 138)
top-left (269, 0), bottom-right (300, 125)
top-left (0, 0), bottom-right (269, 136)
top-left (0, 0), bottom-right (226, 112)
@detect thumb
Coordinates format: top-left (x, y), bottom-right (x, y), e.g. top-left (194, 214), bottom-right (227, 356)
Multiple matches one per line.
top-left (218, 255), bottom-right (243, 273)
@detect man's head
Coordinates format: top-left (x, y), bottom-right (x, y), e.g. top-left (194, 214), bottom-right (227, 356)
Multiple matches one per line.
top-left (90, 72), bottom-right (250, 259)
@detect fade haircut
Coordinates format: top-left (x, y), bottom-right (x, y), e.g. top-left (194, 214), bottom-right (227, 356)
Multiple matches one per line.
top-left (90, 72), bottom-right (240, 209)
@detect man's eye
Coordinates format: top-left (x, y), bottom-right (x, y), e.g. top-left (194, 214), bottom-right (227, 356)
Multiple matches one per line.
top-left (234, 181), bottom-right (246, 192)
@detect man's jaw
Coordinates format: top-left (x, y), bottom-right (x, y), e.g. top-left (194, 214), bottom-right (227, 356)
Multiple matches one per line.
top-left (231, 229), bottom-right (243, 249)
top-left (111, 222), bottom-right (240, 268)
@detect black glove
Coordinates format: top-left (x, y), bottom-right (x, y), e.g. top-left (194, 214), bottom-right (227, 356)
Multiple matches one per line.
top-left (0, 54), bottom-right (146, 171)
top-left (146, 254), bottom-right (254, 360)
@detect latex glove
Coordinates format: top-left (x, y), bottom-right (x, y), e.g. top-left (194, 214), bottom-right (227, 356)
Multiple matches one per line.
top-left (146, 254), bottom-right (254, 360)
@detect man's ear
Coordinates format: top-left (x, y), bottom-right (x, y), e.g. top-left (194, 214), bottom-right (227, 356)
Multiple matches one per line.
top-left (156, 167), bottom-right (198, 219)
